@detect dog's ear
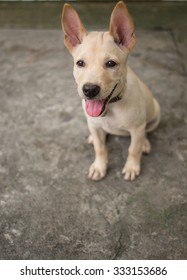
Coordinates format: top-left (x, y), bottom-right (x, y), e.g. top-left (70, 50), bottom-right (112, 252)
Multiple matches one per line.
top-left (61, 4), bottom-right (87, 53)
top-left (109, 1), bottom-right (136, 52)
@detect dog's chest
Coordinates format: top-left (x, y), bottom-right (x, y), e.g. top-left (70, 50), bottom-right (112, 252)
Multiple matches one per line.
top-left (101, 114), bottom-right (129, 135)
top-left (90, 110), bottom-right (130, 136)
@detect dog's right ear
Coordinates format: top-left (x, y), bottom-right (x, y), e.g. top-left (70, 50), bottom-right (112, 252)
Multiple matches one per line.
top-left (61, 4), bottom-right (87, 53)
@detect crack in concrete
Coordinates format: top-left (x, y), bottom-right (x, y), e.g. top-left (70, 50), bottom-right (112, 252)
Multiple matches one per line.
top-left (112, 230), bottom-right (124, 259)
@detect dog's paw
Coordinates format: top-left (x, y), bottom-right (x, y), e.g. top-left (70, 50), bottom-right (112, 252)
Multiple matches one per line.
top-left (122, 162), bottom-right (140, 181)
top-left (142, 138), bottom-right (151, 154)
top-left (87, 134), bottom-right (93, 145)
top-left (88, 162), bottom-right (107, 181)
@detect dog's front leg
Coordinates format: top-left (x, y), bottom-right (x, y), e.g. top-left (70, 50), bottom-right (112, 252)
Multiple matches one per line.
top-left (122, 124), bottom-right (145, 181)
top-left (88, 127), bottom-right (108, 181)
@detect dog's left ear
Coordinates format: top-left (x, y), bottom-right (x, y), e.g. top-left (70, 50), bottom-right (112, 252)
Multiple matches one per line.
top-left (109, 1), bottom-right (136, 52)
top-left (61, 4), bottom-right (87, 53)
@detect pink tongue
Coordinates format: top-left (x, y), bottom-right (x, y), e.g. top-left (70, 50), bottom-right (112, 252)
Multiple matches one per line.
top-left (86, 99), bottom-right (105, 117)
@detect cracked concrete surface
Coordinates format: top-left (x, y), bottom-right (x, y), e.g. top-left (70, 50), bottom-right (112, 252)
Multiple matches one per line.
top-left (0, 2), bottom-right (187, 260)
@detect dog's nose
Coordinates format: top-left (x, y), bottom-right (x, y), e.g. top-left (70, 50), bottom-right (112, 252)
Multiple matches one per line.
top-left (82, 83), bottom-right (100, 99)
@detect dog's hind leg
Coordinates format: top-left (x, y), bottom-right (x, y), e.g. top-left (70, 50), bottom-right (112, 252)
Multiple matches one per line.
top-left (142, 136), bottom-right (151, 154)
top-left (146, 98), bottom-right (161, 133)
top-left (87, 134), bottom-right (93, 145)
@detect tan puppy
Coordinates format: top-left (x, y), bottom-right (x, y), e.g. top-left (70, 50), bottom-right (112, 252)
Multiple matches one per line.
top-left (61, 1), bottom-right (160, 181)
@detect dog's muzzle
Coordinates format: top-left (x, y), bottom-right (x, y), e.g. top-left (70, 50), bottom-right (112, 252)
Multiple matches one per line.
top-left (83, 83), bottom-right (101, 99)
top-left (85, 83), bottom-right (119, 117)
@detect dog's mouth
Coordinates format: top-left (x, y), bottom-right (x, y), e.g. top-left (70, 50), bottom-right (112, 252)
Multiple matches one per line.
top-left (85, 83), bottom-right (118, 117)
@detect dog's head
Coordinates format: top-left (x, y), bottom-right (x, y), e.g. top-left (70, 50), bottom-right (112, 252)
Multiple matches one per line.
top-left (61, 1), bottom-right (136, 117)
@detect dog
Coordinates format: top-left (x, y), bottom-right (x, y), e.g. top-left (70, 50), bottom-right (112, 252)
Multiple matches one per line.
top-left (61, 1), bottom-right (160, 181)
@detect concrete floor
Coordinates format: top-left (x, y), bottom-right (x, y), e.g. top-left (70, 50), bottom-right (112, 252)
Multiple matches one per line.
top-left (0, 2), bottom-right (187, 259)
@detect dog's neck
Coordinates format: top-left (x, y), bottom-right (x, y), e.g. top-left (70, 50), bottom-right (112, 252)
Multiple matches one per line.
top-left (100, 91), bottom-right (123, 117)
top-left (109, 93), bottom-right (122, 104)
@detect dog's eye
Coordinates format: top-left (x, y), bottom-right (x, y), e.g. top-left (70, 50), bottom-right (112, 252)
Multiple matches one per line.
top-left (76, 60), bottom-right (85, 67)
top-left (105, 60), bottom-right (117, 68)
